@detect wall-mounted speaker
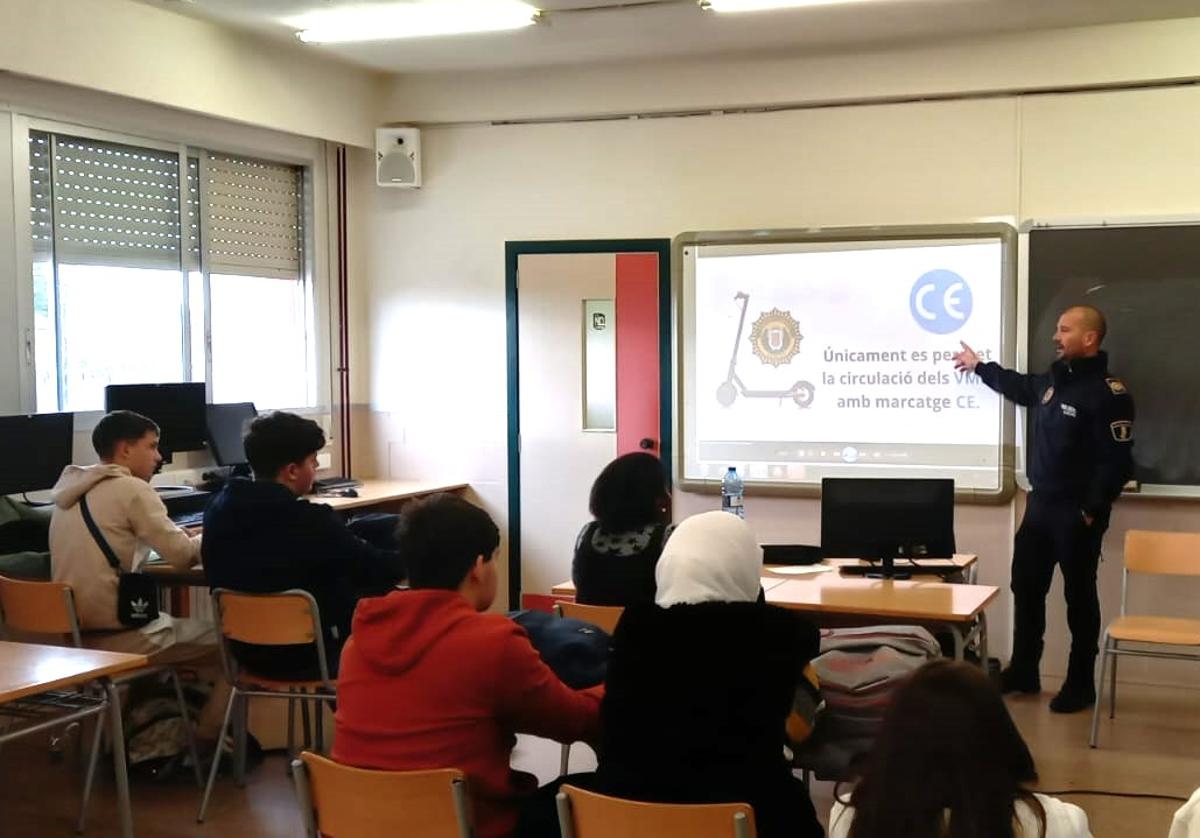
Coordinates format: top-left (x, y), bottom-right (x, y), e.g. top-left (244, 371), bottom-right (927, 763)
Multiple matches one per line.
top-left (376, 127), bottom-right (422, 188)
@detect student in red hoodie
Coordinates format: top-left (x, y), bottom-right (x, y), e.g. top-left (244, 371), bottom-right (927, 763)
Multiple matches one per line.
top-left (333, 493), bottom-right (603, 838)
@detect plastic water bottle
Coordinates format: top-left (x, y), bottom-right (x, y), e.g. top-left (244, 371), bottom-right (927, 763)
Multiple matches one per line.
top-left (721, 467), bottom-right (745, 519)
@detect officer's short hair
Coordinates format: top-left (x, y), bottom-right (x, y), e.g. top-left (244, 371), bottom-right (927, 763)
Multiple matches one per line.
top-left (1068, 305), bottom-right (1107, 344)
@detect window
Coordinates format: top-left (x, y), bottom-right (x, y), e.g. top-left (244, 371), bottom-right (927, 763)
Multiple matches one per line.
top-left (28, 130), bottom-right (312, 413)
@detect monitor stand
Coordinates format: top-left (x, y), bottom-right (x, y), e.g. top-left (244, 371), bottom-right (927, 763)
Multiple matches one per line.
top-left (866, 546), bottom-right (911, 580)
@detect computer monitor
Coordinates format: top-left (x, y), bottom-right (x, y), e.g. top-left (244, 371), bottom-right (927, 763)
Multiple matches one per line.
top-left (205, 402), bottom-right (257, 468)
top-left (104, 383), bottom-right (207, 461)
top-left (821, 478), bottom-right (956, 571)
top-left (0, 412), bottom-right (75, 496)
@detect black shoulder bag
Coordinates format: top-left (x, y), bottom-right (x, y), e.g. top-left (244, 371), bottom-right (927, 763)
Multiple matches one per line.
top-left (79, 494), bottom-right (160, 628)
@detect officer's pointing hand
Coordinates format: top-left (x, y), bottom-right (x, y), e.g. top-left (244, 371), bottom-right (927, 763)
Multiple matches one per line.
top-left (952, 341), bottom-right (980, 373)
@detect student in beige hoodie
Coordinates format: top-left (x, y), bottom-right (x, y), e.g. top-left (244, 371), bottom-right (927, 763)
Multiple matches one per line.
top-left (49, 410), bottom-right (227, 740)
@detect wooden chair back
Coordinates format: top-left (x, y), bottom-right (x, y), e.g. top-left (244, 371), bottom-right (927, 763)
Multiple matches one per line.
top-left (0, 575), bottom-right (81, 643)
top-left (214, 588), bottom-right (321, 645)
top-left (1124, 530), bottom-right (1200, 577)
top-left (555, 602), bottom-right (624, 635)
top-left (211, 588), bottom-right (332, 686)
top-left (556, 784), bottom-right (755, 838)
top-left (294, 752), bottom-right (471, 838)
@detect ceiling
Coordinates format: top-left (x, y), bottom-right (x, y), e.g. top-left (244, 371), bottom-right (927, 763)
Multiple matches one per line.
top-left (144, 0), bottom-right (1200, 74)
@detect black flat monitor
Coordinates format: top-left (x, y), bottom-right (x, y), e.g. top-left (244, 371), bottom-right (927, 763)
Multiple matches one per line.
top-left (821, 478), bottom-right (956, 570)
top-left (104, 383), bottom-right (207, 461)
top-left (205, 402), bottom-right (257, 468)
top-left (0, 412), bottom-right (75, 495)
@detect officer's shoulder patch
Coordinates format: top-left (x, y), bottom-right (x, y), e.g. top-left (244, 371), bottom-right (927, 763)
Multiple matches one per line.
top-left (1106, 378), bottom-right (1128, 395)
top-left (1111, 420), bottom-right (1133, 442)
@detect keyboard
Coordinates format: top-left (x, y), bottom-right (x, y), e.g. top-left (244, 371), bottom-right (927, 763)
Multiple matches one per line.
top-left (840, 560), bottom-right (963, 576)
top-left (170, 511), bottom-right (205, 528)
top-left (312, 476), bottom-right (362, 493)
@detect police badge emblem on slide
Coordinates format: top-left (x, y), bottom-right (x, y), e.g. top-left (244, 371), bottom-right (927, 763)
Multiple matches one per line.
top-left (750, 308), bottom-right (802, 366)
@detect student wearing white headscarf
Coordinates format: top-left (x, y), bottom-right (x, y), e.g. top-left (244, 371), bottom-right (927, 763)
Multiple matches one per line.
top-left (654, 509), bottom-right (764, 606)
top-left (590, 511), bottom-right (825, 838)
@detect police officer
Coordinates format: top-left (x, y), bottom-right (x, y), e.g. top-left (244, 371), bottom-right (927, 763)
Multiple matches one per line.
top-left (953, 305), bottom-right (1134, 713)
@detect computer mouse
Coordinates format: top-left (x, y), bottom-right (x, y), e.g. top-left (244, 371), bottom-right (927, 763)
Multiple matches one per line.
top-left (342, 488), bottom-right (359, 498)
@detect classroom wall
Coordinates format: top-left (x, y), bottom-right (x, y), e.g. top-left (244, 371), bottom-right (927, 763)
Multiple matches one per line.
top-left (363, 21), bottom-right (1200, 686)
top-left (0, 0), bottom-right (385, 148)
top-left (386, 16), bottom-right (1200, 124)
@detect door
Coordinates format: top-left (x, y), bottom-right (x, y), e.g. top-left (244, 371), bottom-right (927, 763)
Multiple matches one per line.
top-left (507, 241), bottom-right (670, 605)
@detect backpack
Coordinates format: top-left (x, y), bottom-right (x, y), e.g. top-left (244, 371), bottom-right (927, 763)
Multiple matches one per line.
top-left (509, 609), bottom-right (611, 689)
top-left (791, 625), bottom-right (941, 780)
top-left (124, 676), bottom-right (263, 782)
top-left (123, 675), bottom-right (208, 782)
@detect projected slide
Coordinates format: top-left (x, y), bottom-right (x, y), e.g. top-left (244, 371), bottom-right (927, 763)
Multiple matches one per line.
top-left (680, 232), bottom-right (1012, 492)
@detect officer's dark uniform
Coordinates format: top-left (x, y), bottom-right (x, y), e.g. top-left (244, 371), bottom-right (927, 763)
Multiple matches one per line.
top-left (976, 351), bottom-right (1134, 701)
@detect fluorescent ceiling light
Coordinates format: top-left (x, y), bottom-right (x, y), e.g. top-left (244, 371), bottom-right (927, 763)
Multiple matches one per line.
top-left (293, 1), bottom-right (539, 43)
top-left (703, 0), bottom-right (893, 12)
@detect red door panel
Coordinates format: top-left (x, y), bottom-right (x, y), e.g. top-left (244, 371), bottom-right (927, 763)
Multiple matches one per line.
top-left (615, 253), bottom-right (660, 457)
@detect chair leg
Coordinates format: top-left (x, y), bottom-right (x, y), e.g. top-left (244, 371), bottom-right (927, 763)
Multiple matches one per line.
top-left (559, 742), bottom-right (571, 776)
top-left (234, 693), bottom-right (249, 787)
top-left (300, 695), bottom-right (312, 751)
top-left (75, 710), bottom-right (105, 834)
top-left (197, 687), bottom-right (239, 823)
top-left (556, 792), bottom-right (576, 838)
top-left (1089, 636), bottom-right (1111, 749)
top-left (292, 758), bottom-right (318, 838)
top-left (313, 696), bottom-right (325, 754)
top-left (286, 691), bottom-right (297, 761)
top-left (168, 668), bottom-right (203, 788)
top-left (1109, 640), bottom-right (1119, 719)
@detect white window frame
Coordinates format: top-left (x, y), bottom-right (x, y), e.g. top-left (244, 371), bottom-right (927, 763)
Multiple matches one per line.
top-left (10, 114), bottom-right (333, 431)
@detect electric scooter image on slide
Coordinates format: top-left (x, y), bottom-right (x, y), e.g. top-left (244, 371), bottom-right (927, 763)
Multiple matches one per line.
top-left (716, 291), bottom-right (816, 408)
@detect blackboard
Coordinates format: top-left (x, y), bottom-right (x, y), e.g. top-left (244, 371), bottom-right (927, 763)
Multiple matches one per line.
top-left (1027, 224), bottom-right (1200, 489)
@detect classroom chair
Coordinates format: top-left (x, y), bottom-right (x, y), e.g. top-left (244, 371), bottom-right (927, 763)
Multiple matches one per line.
top-left (554, 601), bottom-right (624, 635)
top-left (198, 588), bottom-right (337, 822)
top-left (291, 751), bottom-right (473, 838)
top-left (552, 601), bottom-right (622, 774)
top-left (0, 574), bottom-right (202, 832)
top-left (555, 784), bottom-right (756, 838)
top-left (1090, 530), bottom-right (1200, 748)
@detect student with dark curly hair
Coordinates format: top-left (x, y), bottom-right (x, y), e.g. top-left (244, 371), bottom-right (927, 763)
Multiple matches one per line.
top-left (572, 452), bottom-right (673, 606)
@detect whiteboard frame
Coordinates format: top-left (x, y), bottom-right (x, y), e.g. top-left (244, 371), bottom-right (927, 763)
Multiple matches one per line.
top-left (674, 223), bottom-right (1019, 504)
top-left (1019, 215), bottom-right (1200, 500)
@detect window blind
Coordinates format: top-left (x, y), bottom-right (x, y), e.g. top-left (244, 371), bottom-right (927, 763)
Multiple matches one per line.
top-left (203, 154), bottom-right (302, 279)
top-left (49, 134), bottom-right (182, 270)
top-left (186, 157), bottom-right (201, 271)
top-left (29, 131), bottom-right (53, 265)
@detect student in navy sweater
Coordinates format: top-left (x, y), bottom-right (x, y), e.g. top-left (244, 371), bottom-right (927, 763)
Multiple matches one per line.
top-left (202, 411), bottom-right (404, 679)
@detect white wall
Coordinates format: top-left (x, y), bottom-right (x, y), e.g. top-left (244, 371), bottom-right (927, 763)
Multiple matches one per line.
top-left (366, 35), bottom-right (1200, 686)
top-left (387, 17), bottom-right (1200, 124)
top-left (0, 0), bottom-right (384, 148)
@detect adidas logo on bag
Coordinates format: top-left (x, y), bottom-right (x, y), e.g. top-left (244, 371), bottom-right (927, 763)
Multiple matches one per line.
top-left (131, 598), bottom-right (150, 618)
